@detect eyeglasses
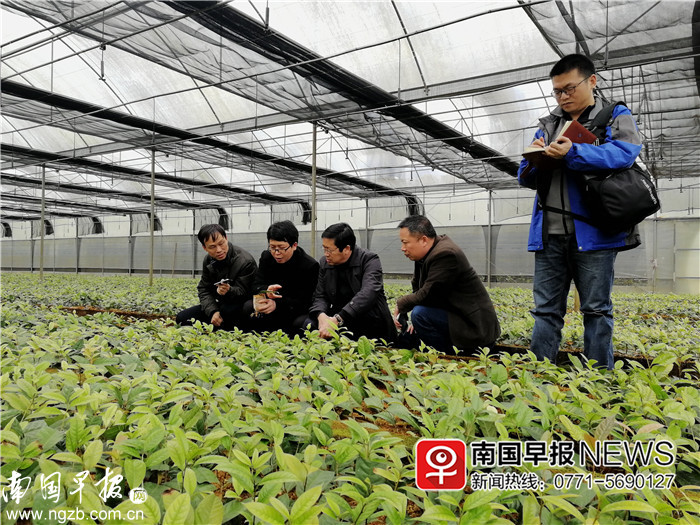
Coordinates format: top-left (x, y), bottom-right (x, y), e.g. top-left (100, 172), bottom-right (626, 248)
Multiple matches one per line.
top-left (322, 246), bottom-right (339, 254)
top-left (268, 245), bottom-right (292, 254)
top-left (551, 76), bottom-right (590, 98)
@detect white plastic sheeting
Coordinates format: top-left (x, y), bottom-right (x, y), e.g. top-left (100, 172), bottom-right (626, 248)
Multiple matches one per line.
top-left (1, 0), bottom-right (698, 229)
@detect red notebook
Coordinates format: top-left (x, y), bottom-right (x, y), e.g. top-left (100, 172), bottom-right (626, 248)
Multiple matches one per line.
top-left (523, 120), bottom-right (598, 169)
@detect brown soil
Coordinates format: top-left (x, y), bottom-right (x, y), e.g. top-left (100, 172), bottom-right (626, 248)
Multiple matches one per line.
top-left (61, 305), bottom-right (174, 321)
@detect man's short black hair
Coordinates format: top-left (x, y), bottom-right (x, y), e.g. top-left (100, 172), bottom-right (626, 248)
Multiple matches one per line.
top-left (197, 224), bottom-right (227, 246)
top-left (398, 215), bottom-right (436, 239)
top-left (322, 222), bottom-right (356, 251)
top-left (549, 53), bottom-right (595, 78)
top-left (267, 220), bottom-right (299, 245)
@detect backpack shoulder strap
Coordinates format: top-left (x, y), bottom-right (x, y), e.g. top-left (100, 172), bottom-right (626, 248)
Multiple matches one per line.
top-left (589, 101), bottom-right (627, 141)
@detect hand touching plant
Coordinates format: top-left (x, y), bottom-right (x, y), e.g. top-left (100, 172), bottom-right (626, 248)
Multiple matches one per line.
top-left (251, 285), bottom-right (282, 317)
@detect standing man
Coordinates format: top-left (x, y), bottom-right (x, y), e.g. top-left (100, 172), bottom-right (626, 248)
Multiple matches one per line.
top-left (176, 224), bottom-right (257, 330)
top-left (308, 223), bottom-right (395, 342)
top-left (243, 220), bottom-right (319, 334)
top-left (518, 54), bottom-right (643, 369)
top-left (394, 215), bottom-right (500, 355)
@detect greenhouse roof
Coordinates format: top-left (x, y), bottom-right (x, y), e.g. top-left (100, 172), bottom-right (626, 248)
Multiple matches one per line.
top-left (1, 0), bottom-right (698, 222)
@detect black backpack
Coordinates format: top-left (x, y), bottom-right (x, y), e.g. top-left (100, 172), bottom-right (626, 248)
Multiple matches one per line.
top-left (543, 102), bottom-right (661, 234)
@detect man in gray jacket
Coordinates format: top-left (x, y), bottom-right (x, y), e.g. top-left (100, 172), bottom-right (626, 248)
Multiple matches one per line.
top-left (307, 223), bottom-right (395, 342)
top-left (394, 215), bottom-right (500, 354)
top-left (176, 224), bottom-right (257, 330)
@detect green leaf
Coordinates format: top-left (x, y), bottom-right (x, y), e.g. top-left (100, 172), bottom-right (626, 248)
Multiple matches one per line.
top-left (142, 425), bottom-right (166, 452)
top-left (183, 468), bottom-right (197, 497)
top-left (66, 417), bottom-right (87, 452)
top-left (602, 500), bottom-right (658, 514)
top-left (594, 415), bottom-right (619, 441)
top-left (260, 471), bottom-right (299, 485)
top-left (459, 505), bottom-right (492, 525)
top-left (145, 448), bottom-right (171, 469)
top-left (114, 497), bottom-right (161, 525)
top-left (520, 494), bottom-right (541, 525)
top-left (82, 440), bottom-right (103, 470)
top-left (541, 495), bottom-right (585, 522)
top-left (489, 364), bottom-right (508, 387)
top-left (162, 390), bottom-right (193, 405)
top-left (167, 431), bottom-right (188, 471)
top-left (386, 403), bottom-right (420, 428)
top-left (1, 428), bottom-right (20, 445)
top-left (194, 494), bottom-right (224, 525)
top-left (245, 502), bottom-right (287, 525)
top-left (51, 452), bottom-right (83, 463)
top-left (124, 459), bottom-right (147, 490)
top-left (319, 366), bottom-right (344, 394)
top-left (357, 337), bottom-right (373, 358)
top-left (3, 393), bottom-right (31, 411)
top-left (163, 493), bottom-right (194, 525)
top-left (558, 414), bottom-right (591, 442)
top-left (463, 489), bottom-right (499, 510)
top-left (421, 505), bottom-right (457, 522)
top-left (341, 418), bottom-right (370, 443)
top-left (275, 448), bottom-right (308, 483)
top-left (290, 485), bottom-right (323, 523)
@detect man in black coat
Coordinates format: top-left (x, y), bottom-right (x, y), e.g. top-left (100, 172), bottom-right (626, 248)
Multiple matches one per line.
top-left (176, 224), bottom-right (257, 330)
top-left (307, 223), bottom-right (395, 342)
top-left (243, 221), bottom-right (319, 335)
top-left (394, 215), bottom-right (500, 354)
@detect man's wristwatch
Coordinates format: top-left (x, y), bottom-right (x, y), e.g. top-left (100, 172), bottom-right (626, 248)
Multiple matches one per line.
top-left (333, 314), bottom-right (344, 326)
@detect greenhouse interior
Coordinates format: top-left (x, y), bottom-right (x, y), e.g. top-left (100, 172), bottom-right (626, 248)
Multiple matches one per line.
top-left (1, 1), bottom-right (699, 524)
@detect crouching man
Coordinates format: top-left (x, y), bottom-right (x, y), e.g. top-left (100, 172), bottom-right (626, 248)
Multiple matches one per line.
top-left (243, 220), bottom-right (319, 335)
top-left (394, 215), bottom-right (500, 354)
top-left (307, 223), bottom-right (395, 342)
top-left (176, 224), bottom-right (257, 330)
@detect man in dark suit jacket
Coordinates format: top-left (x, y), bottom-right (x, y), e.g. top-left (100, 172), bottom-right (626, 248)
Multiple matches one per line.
top-left (176, 224), bottom-right (257, 330)
top-left (308, 223), bottom-right (395, 342)
top-left (243, 220), bottom-right (319, 335)
top-left (394, 215), bottom-right (500, 354)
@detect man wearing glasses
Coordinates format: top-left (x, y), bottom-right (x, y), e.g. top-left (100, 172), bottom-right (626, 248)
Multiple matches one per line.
top-left (244, 220), bottom-right (319, 334)
top-left (307, 222), bottom-right (395, 342)
top-left (518, 54), bottom-right (643, 369)
top-left (176, 224), bottom-right (257, 330)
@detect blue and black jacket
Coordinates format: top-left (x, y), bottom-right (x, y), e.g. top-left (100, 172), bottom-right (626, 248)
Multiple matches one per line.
top-left (518, 97), bottom-right (643, 252)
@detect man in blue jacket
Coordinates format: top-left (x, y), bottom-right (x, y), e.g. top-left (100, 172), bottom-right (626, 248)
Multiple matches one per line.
top-left (518, 54), bottom-right (642, 369)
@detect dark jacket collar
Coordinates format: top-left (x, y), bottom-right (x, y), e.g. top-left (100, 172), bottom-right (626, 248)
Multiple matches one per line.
top-left (418, 235), bottom-right (444, 263)
top-left (334, 246), bottom-right (363, 268)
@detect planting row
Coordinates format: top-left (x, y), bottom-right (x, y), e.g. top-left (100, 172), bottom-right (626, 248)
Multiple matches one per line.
top-left (2, 272), bottom-right (698, 359)
top-left (1, 300), bottom-right (699, 524)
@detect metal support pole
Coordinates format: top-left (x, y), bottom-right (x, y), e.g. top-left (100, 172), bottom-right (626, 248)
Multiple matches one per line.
top-left (40, 165), bottom-right (46, 281)
top-left (192, 212), bottom-right (197, 277)
top-left (365, 199), bottom-right (371, 251)
top-left (128, 215), bottom-right (134, 275)
top-left (487, 190), bottom-right (492, 288)
top-left (75, 217), bottom-right (79, 274)
top-left (149, 147), bottom-right (156, 286)
top-left (172, 242), bottom-right (178, 276)
top-left (311, 123), bottom-right (318, 259)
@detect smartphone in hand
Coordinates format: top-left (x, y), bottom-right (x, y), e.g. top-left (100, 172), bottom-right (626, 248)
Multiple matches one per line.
top-left (256, 288), bottom-right (281, 298)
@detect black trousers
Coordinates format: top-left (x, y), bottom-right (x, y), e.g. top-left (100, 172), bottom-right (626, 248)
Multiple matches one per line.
top-left (175, 302), bottom-right (245, 331)
top-left (241, 299), bottom-right (307, 335)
